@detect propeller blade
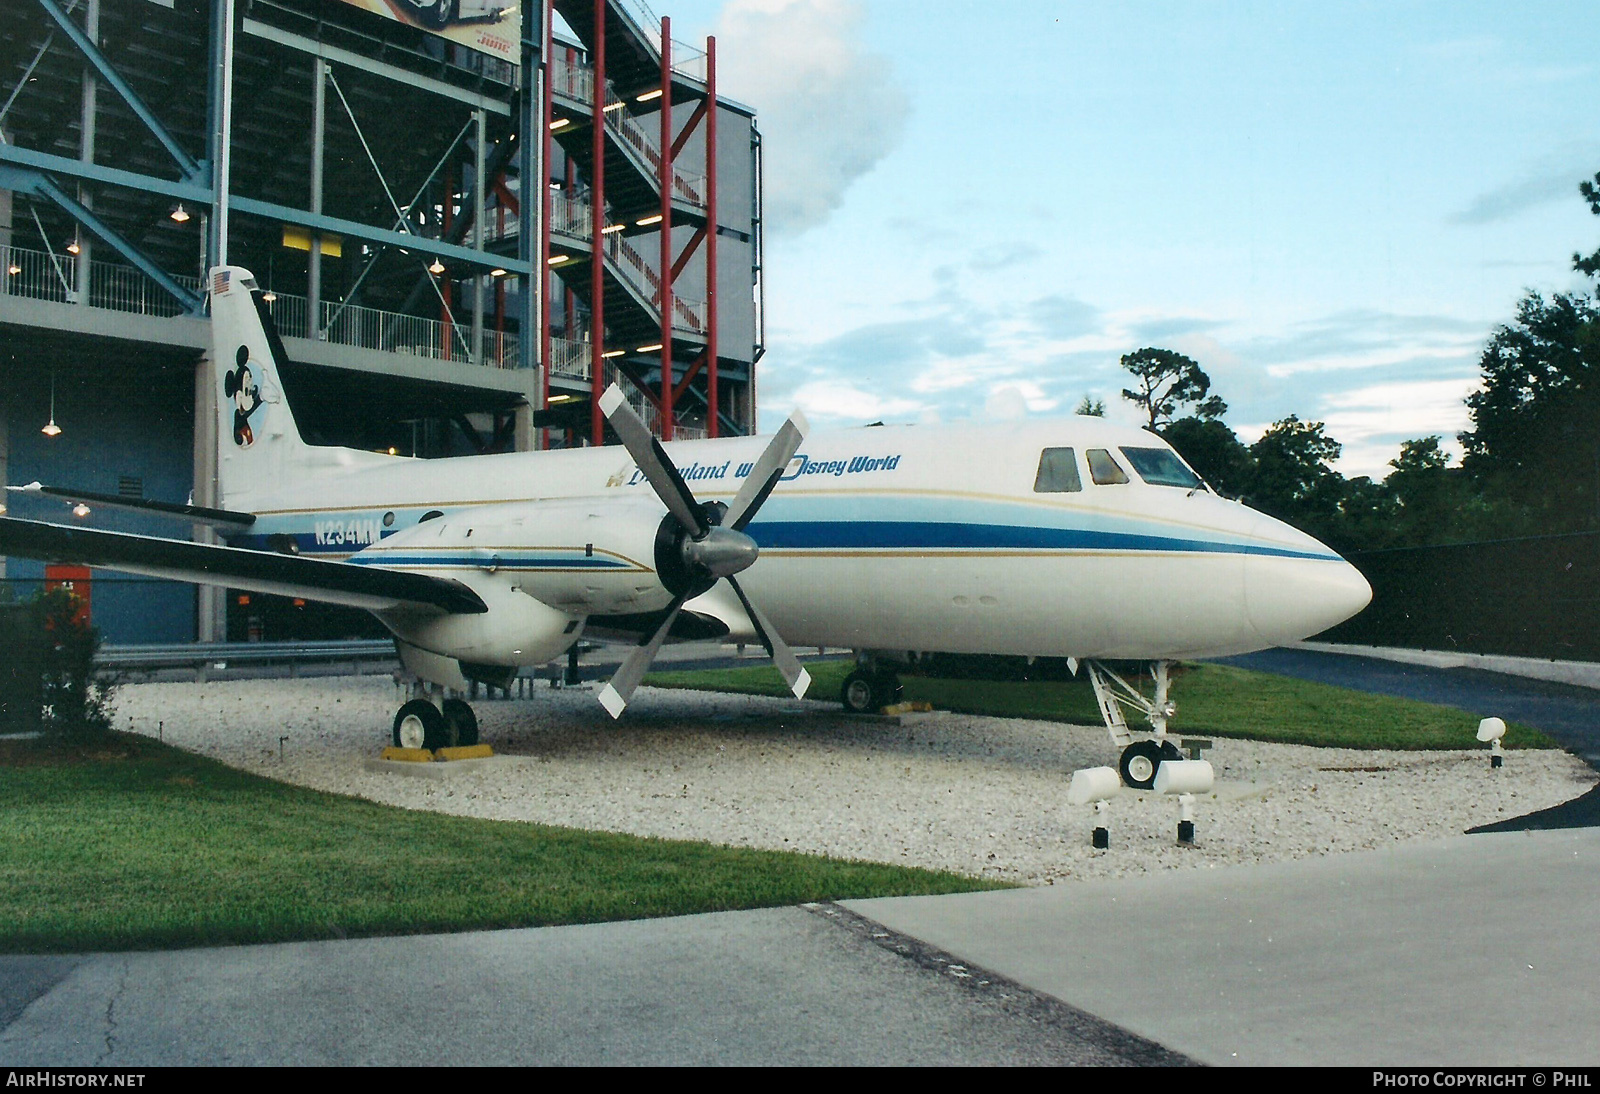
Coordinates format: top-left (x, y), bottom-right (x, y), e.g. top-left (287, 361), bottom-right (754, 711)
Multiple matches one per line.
top-left (724, 409), bottom-right (809, 532)
top-left (597, 591), bottom-right (690, 719)
top-left (599, 384), bottom-right (707, 538)
top-left (727, 575), bottom-right (811, 700)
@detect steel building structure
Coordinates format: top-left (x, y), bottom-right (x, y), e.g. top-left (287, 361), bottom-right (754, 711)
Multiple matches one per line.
top-left (0, 0), bottom-right (763, 642)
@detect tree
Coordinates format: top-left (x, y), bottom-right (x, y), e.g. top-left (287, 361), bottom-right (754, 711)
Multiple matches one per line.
top-left (1074, 395), bottom-right (1105, 417)
top-left (1457, 291), bottom-right (1600, 532)
top-left (1246, 415), bottom-right (1347, 542)
top-left (1572, 170), bottom-right (1600, 277)
top-left (1160, 415), bottom-right (1252, 497)
top-left (1119, 348), bottom-right (1225, 429)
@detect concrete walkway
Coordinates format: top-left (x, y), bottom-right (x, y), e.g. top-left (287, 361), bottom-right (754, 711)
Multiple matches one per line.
top-left (849, 827), bottom-right (1600, 1067)
top-left (0, 906), bottom-right (1178, 1067)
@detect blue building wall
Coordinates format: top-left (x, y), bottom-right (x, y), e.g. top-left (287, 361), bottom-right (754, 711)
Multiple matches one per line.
top-left (4, 362), bottom-right (196, 643)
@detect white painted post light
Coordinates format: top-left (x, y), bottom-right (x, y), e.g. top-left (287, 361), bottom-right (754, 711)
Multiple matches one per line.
top-left (1477, 717), bottom-right (1507, 769)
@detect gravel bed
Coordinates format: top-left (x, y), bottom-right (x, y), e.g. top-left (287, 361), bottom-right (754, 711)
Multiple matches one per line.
top-left (112, 676), bottom-right (1597, 886)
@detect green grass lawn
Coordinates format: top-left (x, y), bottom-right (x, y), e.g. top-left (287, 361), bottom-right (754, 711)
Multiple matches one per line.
top-left (0, 732), bottom-right (1003, 954)
top-left (643, 659), bottom-right (1553, 751)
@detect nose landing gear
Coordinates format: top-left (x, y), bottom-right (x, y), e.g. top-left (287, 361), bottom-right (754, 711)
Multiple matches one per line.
top-left (1085, 659), bottom-right (1182, 789)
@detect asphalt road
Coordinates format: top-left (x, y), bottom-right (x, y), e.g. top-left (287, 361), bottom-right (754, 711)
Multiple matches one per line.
top-left (1218, 647), bottom-right (1600, 767)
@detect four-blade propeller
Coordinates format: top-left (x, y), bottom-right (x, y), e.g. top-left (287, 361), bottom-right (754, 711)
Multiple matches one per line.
top-left (595, 385), bottom-right (810, 719)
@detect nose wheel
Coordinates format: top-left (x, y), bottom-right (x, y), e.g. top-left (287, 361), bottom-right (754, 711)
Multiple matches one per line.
top-left (1119, 739), bottom-right (1182, 790)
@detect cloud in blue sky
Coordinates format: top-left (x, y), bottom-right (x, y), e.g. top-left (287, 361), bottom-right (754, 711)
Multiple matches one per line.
top-left (713, 0), bottom-right (908, 236)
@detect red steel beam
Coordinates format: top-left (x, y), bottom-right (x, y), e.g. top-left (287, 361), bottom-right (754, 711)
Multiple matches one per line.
top-left (707, 35), bottom-right (720, 437)
top-left (669, 98), bottom-right (707, 161)
top-left (673, 349), bottom-right (706, 405)
top-left (671, 226), bottom-right (705, 281)
top-left (657, 16), bottom-right (674, 441)
top-left (590, 0), bottom-right (606, 445)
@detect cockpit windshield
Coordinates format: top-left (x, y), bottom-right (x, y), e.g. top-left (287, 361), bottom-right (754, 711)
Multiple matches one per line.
top-left (1119, 446), bottom-right (1206, 490)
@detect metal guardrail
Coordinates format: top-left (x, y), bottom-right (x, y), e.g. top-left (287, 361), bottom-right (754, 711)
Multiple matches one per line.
top-left (98, 640), bottom-right (398, 681)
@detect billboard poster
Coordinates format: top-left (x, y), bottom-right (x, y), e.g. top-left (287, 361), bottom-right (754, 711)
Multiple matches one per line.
top-left (337, 0), bottom-right (522, 65)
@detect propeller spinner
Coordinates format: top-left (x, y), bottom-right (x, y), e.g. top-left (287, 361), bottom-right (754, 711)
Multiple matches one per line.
top-left (595, 385), bottom-right (810, 718)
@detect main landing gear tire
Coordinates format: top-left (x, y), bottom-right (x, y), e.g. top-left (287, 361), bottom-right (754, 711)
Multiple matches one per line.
top-left (394, 700), bottom-right (448, 751)
top-left (441, 698), bottom-right (479, 748)
top-left (840, 670), bottom-right (902, 715)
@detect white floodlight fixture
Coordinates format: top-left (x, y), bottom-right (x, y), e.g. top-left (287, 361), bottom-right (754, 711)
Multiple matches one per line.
top-left (262, 289), bottom-right (277, 303)
top-left (548, 255), bottom-right (572, 266)
top-left (429, 258), bottom-right (446, 275)
top-left (636, 343), bottom-right (662, 353)
top-left (170, 204), bottom-right (191, 223)
top-left (636, 89), bottom-right (663, 103)
top-left (6, 262), bottom-right (19, 276)
top-left (601, 349), bottom-right (626, 358)
top-left (601, 223), bottom-right (625, 235)
top-left (603, 101), bottom-right (624, 113)
top-left (1478, 717), bottom-right (1508, 768)
top-left (489, 268), bottom-right (508, 278)
top-left (547, 394), bottom-right (576, 404)
top-left (72, 502), bottom-right (91, 518)
top-left (635, 214), bottom-right (663, 227)
top-left (549, 118), bottom-right (571, 131)
top-left (66, 237), bottom-right (81, 256)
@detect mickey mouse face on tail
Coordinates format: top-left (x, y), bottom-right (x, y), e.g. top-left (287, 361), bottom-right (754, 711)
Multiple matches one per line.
top-left (224, 344), bottom-right (264, 448)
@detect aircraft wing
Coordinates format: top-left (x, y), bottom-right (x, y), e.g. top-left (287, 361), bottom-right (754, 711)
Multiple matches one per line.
top-left (0, 516), bottom-right (486, 615)
top-left (7, 481), bottom-right (257, 530)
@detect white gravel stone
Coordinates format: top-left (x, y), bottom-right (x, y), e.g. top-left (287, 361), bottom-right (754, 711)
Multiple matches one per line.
top-left (111, 676), bottom-right (1598, 886)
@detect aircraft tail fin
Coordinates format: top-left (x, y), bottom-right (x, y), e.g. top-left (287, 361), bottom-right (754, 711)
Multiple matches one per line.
top-left (207, 266), bottom-right (343, 508)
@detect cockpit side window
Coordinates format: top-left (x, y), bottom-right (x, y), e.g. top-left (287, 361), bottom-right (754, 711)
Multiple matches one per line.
top-left (1086, 448), bottom-right (1130, 485)
top-left (1033, 447), bottom-right (1083, 493)
top-left (1120, 446), bottom-right (1206, 490)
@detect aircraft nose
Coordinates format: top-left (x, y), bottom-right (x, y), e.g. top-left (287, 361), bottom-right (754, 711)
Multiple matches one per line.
top-left (1243, 515), bottom-right (1372, 646)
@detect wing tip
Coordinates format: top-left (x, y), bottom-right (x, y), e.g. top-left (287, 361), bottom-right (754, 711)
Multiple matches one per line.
top-left (598, 384), bottom-right (626, 417)
top-left (791, 667), bottom-right (811, 700)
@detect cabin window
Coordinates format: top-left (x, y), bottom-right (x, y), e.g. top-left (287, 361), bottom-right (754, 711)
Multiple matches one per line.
top-left (1086, 449), bottom-right (1129, 485)
top-left (1120, 446), bottom-right (1205, 490)
top-left (1033, 448), bottom-right (1082, 493)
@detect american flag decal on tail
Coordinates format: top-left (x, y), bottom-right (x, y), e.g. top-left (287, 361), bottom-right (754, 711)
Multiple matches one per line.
top-left (212, 270), bottom-right (230, 296)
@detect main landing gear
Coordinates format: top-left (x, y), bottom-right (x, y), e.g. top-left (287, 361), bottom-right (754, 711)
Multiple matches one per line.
top-left (1084, 659), bottom-right (1180, 790)
top-left (392, 688), bottom-right (479, 750)
top-left (839, 655), bottom-right (904, 715)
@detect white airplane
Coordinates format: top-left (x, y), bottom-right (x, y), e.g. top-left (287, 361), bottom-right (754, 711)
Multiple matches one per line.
top-left (1, 266), bottom-right (1371, 788)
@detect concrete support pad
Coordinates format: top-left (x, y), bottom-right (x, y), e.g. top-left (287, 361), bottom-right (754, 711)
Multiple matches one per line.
top-left (360, 755), bottom-right (519, 779)
top-left (847, 828), bottom-right (1600, 1066)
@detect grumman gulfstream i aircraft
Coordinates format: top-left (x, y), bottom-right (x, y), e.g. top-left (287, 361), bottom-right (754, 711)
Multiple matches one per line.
top-left (0, 267), bottom-right (1371, 789)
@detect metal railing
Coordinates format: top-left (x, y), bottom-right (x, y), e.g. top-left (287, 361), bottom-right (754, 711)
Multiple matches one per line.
top-left (263, 291), bottom-right (517, 369)
top-left (1, 245), bottom-right (200, 317)
top-left (540, 191), bottom-right (707, 335)
top-left (549, 54), bottom-right (707, 209)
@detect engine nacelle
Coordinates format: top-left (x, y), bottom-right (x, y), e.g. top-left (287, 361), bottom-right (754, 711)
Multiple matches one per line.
top-left (359, 494), bottom-right (676, 626)
top-left (378, 573), bottom-right (580, 667)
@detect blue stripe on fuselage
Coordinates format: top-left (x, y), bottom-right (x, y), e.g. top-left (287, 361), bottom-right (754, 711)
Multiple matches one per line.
top-left (742, 520), bottom-right (1337, 560)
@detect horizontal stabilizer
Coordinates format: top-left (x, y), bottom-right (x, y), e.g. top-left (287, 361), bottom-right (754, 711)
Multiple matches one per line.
top-left (7, 481), bottom-right (256, 529)
top-left (0, 516), bottom-right (486, 615)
